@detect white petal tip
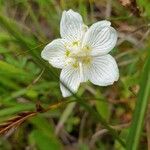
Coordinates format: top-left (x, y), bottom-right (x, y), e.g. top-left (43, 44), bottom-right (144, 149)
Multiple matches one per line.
top-left (62, 92), bottom-right (72, 98)
top-left (63, 9), bottom-right (75, 15)
top-left (60, 86), bottom-right (72, 98)
top-left (68, 9), bottom-right (74, 12)
top-left (103, 20), bottom-right (111, 26)
top-left (41, 49), bottom-right (48, 61)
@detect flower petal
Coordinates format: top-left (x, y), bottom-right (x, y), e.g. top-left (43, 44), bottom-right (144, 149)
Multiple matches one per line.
top-left (60, 64), bottom-right (81, 97)
top-left (84, 54), bottom-right (119, 86)
top-left (41, 39), bottom-right (67, 68)
top-left (60, 9), bottom-right (84, 42)
top-left (82, 20), bottom-right (117, 56)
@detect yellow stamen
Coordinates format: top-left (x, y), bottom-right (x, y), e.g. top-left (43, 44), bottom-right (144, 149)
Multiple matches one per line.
top-left (72, 41), bottom-right (79, 46)
top-left (82, 45), bottom-right (91, 52)
top-left (72, 61), bottom-right (79, 68)
top-left (65, 49), bottom-right (70, 57)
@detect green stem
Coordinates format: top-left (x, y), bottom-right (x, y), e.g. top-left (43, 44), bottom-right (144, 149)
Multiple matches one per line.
top-left (76, 99), bottom-right (126, 148)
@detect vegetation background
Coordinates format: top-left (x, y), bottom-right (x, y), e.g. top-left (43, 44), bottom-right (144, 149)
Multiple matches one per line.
top-left (0, 0), bottom-right (149, 150)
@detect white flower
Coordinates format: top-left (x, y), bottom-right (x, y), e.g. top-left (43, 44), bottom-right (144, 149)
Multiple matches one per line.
top-left (41, 9), bottom-right (119, 97)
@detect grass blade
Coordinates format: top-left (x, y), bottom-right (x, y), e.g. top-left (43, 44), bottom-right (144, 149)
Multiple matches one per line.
top-left (126, 51), bottom-right (150, 150)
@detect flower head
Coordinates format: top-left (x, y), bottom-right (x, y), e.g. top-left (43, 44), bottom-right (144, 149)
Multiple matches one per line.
top-left (41, 9), bottom-right (119, 97)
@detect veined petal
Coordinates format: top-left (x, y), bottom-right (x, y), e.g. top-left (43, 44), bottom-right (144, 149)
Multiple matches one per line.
top-left (82, 20), bottom-right (117, 56)
top-left (60, 64), bottom-right (81, 97)
top-left (41, 39), bottom-right (67, 69)
top-left (84, 54), bottom-right (119, 86)
top-left (60, 9), bottom-right (84, 42)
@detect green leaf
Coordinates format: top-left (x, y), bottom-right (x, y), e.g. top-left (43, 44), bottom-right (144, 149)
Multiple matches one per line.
top-left (0, 76), bottom-right (20, 90)
top-left (29, 130), bottom-right (61, 150)
top-left (29, 116), bottom-right (62, 150)
top-left (137, 0), bottom-right (150, 17)
top-left (126, 51), bottom-right (150, 150)
top-left (0, 60), bottom-right (27, 75)
top-left (95, 91), bottom-right (110, 121)
top-left (0, 104), bottom-right (34, 117)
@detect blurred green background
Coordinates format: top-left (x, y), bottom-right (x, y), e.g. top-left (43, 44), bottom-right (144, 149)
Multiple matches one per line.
top-left (0, 0), bottom-right (150, 150)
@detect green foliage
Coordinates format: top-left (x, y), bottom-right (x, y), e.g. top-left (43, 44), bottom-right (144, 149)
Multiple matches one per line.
top-left (29, 116), bottom-right (62, 150)
top-left (126, 51), bottom-right (150, 150)
top-left (95, 90), bottom-right (110, 121)
top-left (0, 0), bottom-right (149, 149)
top-left (137, 0), bottom-right (150, 17)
